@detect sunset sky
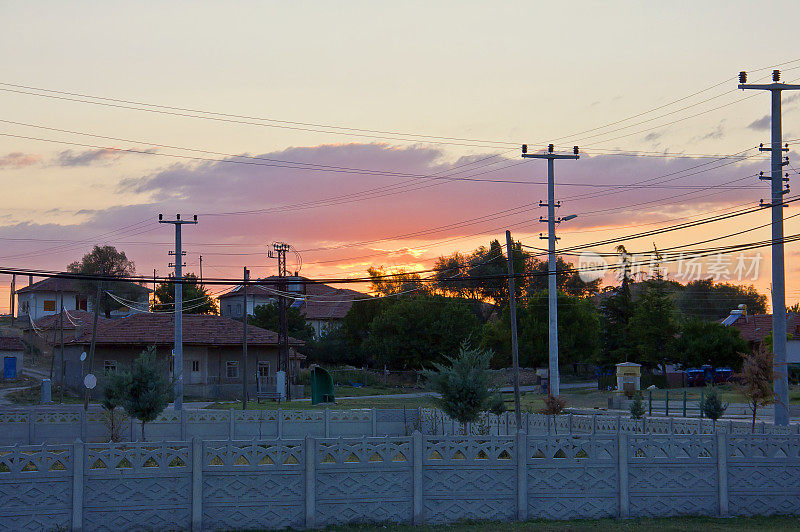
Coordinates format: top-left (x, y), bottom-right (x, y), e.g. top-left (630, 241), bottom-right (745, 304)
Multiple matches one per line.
top-left (1, 1), bottom-right (800, 311)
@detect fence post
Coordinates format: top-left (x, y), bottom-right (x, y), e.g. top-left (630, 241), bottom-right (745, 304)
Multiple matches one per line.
top-left (371, 408), bottom-right (377, 437)
top-left (304, 436), bottom-right (316, 528)
top-left (617, 433), bottom-right (629, 518)
top-left (324, 407), bottom-right (330, 438)
top-left (516, 430), bottom-right (527, 521)
top-left (277, 408), bottom-right (283, 439)
top-left (568, 413), bottom-right (573, 434)
top-left (413, 431), bottom-right (424, 525)
top-left (648, 391), bottom-right (652, 416)
top-left (72, 439), bottom-right (84, 532)
top-left (665, 390), bottom-right (669, 417)
top-left (669, 417), bottom-right (674, 434)
top-left (683, 391), bottom-right (687, 417)
top-left (80, 410), bottom-right (87, 442)
top-left (616, 413), bottom-right (621, 435)
top-left (181, 409), bottom-right (187, 441)
top-left (700, 390), bottom-right (704, 418)
top-left (191, 437), bottom-right (203, 531)
top-left (716, 432), bottom-right (729, 517)
top-left (228, 410), bottom-right (235, 440)
top-left (28, 408), bottom-right (34, 444)
top-left (592, 414), bottom-right (597, 434)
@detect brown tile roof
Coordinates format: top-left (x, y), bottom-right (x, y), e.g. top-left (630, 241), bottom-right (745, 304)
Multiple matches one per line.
top-left (24, 311), bottom-right (107, 331)
top-left (218, 276), bottom-right (368, 321)
top-left (727, 313), bottom-right (800, 343)
top-left (0, 336), bottom-right (25, 351)
top-left (67, 313), bottom-right (304, 348)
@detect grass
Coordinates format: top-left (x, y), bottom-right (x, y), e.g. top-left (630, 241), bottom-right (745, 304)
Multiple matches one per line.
top-left (333, 385), bottom-right (421, 398)
top-left (7, 383), bottom-right (84, 405)
top-left (309, 516), bottom-right (800, 531)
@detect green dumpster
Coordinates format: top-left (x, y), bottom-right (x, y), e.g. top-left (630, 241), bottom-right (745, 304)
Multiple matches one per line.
top-left (311, 366), bottom-right (335, 405)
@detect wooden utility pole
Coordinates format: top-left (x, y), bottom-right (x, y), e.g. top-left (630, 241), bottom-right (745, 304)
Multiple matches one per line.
top-left (59, 294), bottom-right (65, 404)
top-left (505, 231), bottom-right (522, 428)
top-left (242, 267), bottom-right (249, 409)
top-left (84, 274), bottom-right (103, 410)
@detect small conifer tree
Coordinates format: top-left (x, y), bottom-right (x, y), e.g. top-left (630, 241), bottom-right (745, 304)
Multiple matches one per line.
top-left (700, 386), bottom-right (728, 431)
top-left (101, 369), bottom-right (131, 442)
top-left (630, 392), bottom-right (646, 420)
top-left (122, 346), bottom-right (173, 441)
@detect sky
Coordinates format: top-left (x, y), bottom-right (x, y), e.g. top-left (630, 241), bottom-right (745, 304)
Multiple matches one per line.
top-left (1, 1), bottom-right (800, 311)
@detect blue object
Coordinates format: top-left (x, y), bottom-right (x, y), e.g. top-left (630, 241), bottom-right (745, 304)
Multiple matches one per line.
top-left (3, 356), bottom-right (15, 379)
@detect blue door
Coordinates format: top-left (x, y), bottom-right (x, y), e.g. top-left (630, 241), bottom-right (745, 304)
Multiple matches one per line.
top-left (3, 356), bottom-right (15, 379)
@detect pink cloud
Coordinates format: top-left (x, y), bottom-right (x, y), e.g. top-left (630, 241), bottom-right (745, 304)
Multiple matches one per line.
top-left (0, 152), bottom-right (41, 169)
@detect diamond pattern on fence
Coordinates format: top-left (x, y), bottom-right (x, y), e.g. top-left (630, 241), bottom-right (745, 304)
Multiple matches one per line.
top-left (727, 435), bottom-right (800, 516)
top-left (202, 440), bottom-right (305, 530)
top-left (0, 443), bottom-right (73, 532)
top-left (423, 436), bottom-right (516, 524)
top-left (83, 441), bottom-right (192, 531)
top-left (526, 435), bottom-right (618, 520)
top-left (627, 435), bottom-right (718, 517)
top-left (315, 437), bottom-right (413, 525)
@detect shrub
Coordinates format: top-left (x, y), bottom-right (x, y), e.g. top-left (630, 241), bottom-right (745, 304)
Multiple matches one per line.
top-left (700, 386), bottom-right (728, 431)
top-left (539, 394), bottom-right (567, 434)
top-left (630, 392), bottom-right (646, 420)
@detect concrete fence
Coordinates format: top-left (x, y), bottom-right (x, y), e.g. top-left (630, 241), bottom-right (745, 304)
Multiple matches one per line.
top-left (1, 408), bottom-right (798, 445)
top-left (2, 433), bottom-right (799, 531)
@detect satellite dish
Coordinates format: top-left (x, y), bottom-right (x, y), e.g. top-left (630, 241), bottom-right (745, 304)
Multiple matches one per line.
top-left (84, 373), bottom-right (97, 389)
top-left (80, 352), bottom-right (87, 362)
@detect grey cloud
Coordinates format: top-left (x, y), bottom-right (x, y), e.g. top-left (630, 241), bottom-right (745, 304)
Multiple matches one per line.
top-left (748, 115), bottom-right (771, 131)
top-left (55, 147), bottom-right (158, 167)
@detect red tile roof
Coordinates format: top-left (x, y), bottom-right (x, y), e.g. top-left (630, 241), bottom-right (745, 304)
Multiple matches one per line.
top-left (727, 313), bottom-right (800, 343)
top-left (0, 336), bottom-right (25, 351)
top-left (218, 276), bottom-right (367, 321)
top-left (67, 313), bottom-right (304, 348)
top-left (24, 310), bottom-right (107, 331)
top-left (16, 275), bottom-right (150, 294)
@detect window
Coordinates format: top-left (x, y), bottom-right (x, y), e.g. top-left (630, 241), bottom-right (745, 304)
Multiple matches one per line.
top-left (235, 303), bottom-right (242, 316)
top-left (76, 296), bottom-right (88, 311)
top-left (258, 361), bottom-right (270, 377)
top-left (191, 360), bottom-right (200, 372)
top-left (226, 304), bottom-right (231, 316)
top-left (43, 300), bottom-right (56, 312)
top-left (104, 360), bottom-right (117, 372)
top-left (226, 361), bottom-right (239, 378)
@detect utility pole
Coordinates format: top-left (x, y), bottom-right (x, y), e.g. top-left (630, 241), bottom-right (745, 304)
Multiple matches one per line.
top-left (59, 293), bottom-right (65, 404)
top-left (9, 274), bottom-right (15, 327)
top-left (159, 213), bottom-right (198, 411)
top-left (738, 69), bottom-right (800, 426)
top-left (242, 267), bottom-right (249, 410)
top-left (268, 242), bottom-right (292, 401)
top-left (505, 230), bottom-right (522, 428)
top-left (84, 274), bottom-right (103, 410)
top-left (521, 144), bottom-right (579, 396)
top-left (199, 255), bottom-right (203, 284)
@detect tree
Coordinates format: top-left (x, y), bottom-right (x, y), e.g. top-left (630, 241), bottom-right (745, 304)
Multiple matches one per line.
top-left (469, 240), bottom-right (514, 308)
top-left (67, 245), bottom-right (140, 318)
top-left (305, 326), bottom-right (363, 366)
top-left (482, 290), bottom-right (600, 369)
top-left (628, 273), bottom-right (679, 371)
top-left (526, 256), bottom-right (601, 297)
top-left (364, 296), bottom-right (479, 369)
top-left (122, 346), bottom-right (173, 441)
top-left (367, 266), bottom-right (427, 297)
top-left (101, 369), bottom-right (131, 442)
top-left (152, 273), bottom-right (218, 314)
top-left (737, 345), bottom-right (774, 433)
top-left (422, 342), bottom-right (494, 425)
top-left (675, 319), bottom-right (748, 370)
top-left (630, 392), bottom-right (646, 420)
top-left (700, 386), bottom-right (728, 431)
top-left (248, 302), bottom-right (315, 343)
top-left (599, 246), bottom-right (636, 368)
top-left (539, 394), bottom-right (567, 433)
top-left (677, 279), bottom-right (768, 321)
top-left (432, 252), bottom-right (481, 299)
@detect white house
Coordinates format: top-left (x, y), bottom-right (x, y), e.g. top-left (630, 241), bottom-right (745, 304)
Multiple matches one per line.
top-left (16, 276), bottom-right (150, 322)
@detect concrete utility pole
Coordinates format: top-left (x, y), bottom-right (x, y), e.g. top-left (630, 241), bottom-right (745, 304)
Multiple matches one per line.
top-left (59, 293), bottom-right (65, 404)
top-left (84, 275), bottom-right (103, 410)
top-left (505, 230), bottom-right (522, 428)
top-left (521, 144), bottom-right (579, 396)
top-left (268, 242), bottom-right (292, 401)
top-left (159, 213), bottom-right (198, 411)
top-left (738, 69), bottom-right (800, 426)
top-left (9, 274), bottom-right (15, 327)
top-left (242, 267), bottom-right (249, 409)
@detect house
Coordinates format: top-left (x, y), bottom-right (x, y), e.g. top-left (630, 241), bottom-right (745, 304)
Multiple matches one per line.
top-left (0, 336), bottom-right (25, 380)
top-left (57, 313), bottom-right (305, 399)
top-left (15, 275), bottom-right (150, 322)
top-left (721, 309), bottom-right (800, 364)
top-left (217, 276), bottom-right (367, 337)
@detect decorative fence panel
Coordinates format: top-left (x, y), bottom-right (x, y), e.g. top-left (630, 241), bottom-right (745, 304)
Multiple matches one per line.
top-left (83, 441), bottom-right (192, 531)
top-left (2, 434), bottom-right (800, 531)
top-left (2, 408), bottom-right (800, 446)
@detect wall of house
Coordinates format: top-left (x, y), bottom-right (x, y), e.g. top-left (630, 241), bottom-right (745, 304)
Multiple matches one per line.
top-left (219, 294), bottom-right (274, 318)
top-left (788, 340), bottom-right (800, 364)
top-left (17, 291), bottom-right (84, 322)
top-left (0, 349), bottom-right (23, 379)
